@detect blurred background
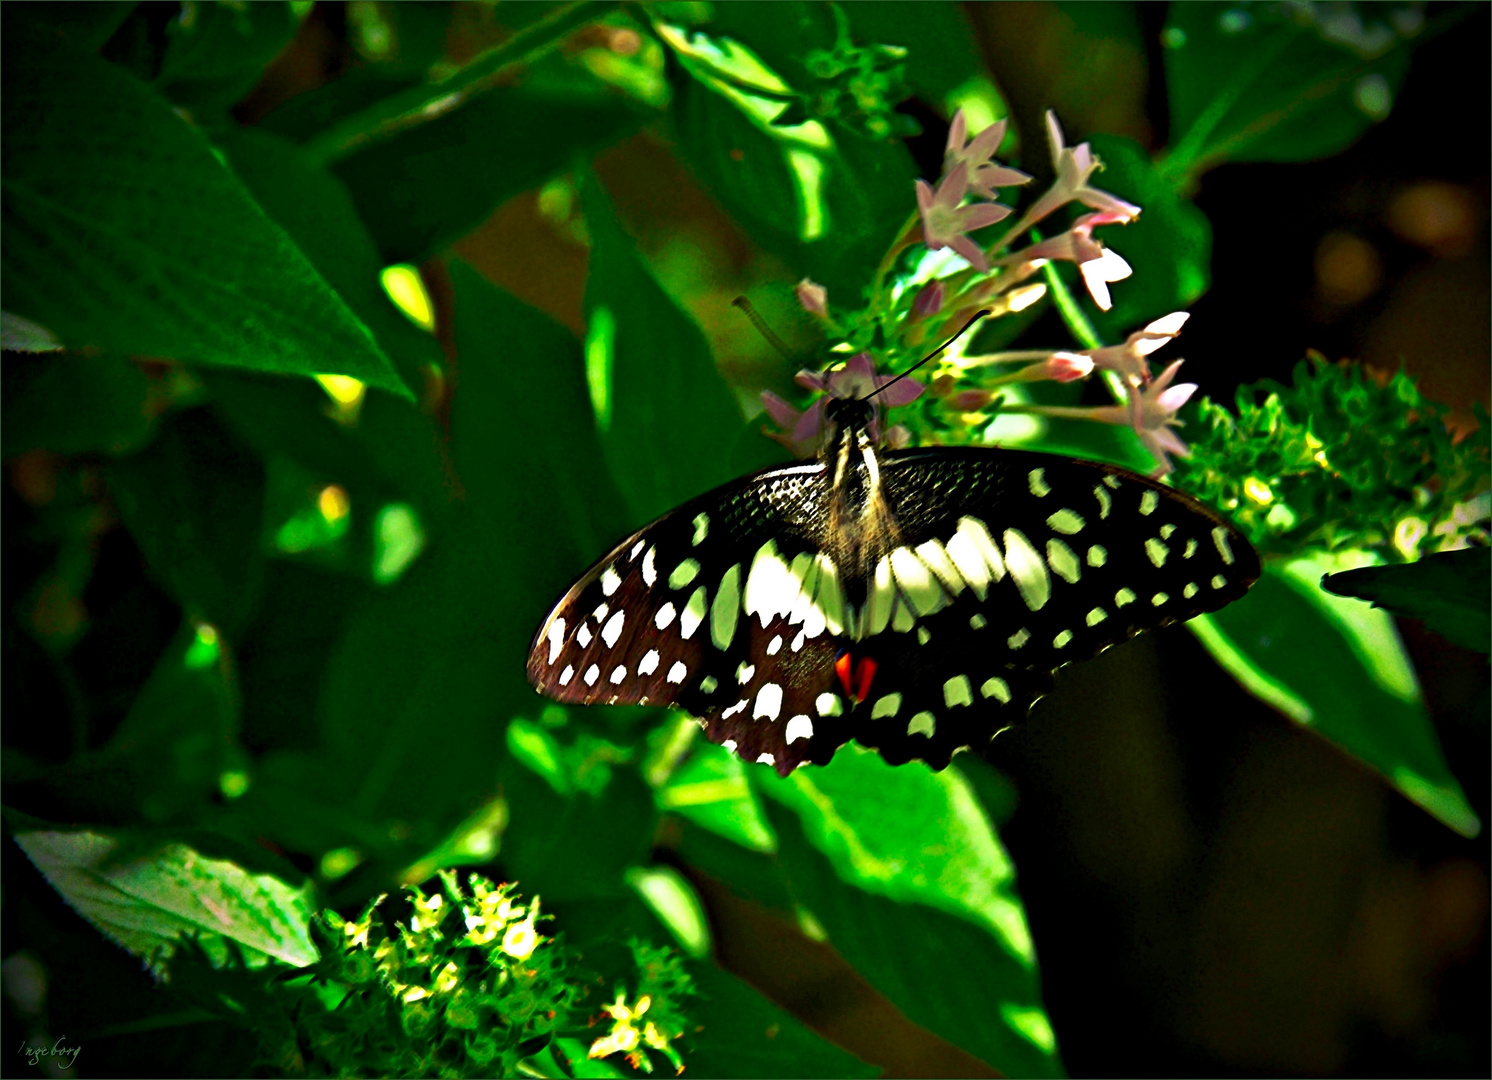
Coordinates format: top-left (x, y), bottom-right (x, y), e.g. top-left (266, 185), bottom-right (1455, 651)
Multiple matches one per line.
top-left (5, 3), bottom-right (1488, 1076)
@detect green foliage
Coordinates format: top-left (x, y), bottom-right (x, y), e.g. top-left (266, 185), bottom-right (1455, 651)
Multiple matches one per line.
top-left (1321, 547), bottom-right (1491, 654)
top-left (1175, 357), bottom-right (1490, 559)
top-left (4, 2), bottom-right (1483, 1077)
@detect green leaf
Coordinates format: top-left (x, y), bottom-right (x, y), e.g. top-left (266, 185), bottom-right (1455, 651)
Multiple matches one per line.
top-left (1, 353), bottom-right (156, 457)
top-left (1321, 547), bottom-right (1491, 654)
top-left (580, 169), bottom-right (744, 524)
top-left (155, 1), bottom-right (303, 116)
top-left (326, 78), bottom-right (648, 263)
top-left (211, 127), bottom-right (445, 393)
top-left (1085, 134), bottom-right (1211, 332)
top-left (6, 1), bottom-right (139, 52)
top-left (1161, 3), bottom-right (1412, 177)
top-left (753, 748), bottom-right (1063, 1077)
top-left (661, 25), bottom-right (918, 301)
top-left (1191, 551), bottom-right (1481, 837)
top-left (659, 741), bottom-right (777, 853)
top-left (838, 1), bottom-right (985, 104)
top-left (13, 828), bottom-right (318, 970)
top-left (313, 265), bottom-right (625, 832)
top-left (680, 960), bottom-right (878, 1079)
top-left (0, 26), bottom-right (409, 397)
top-left (105, 408), bottom-right (267, 635)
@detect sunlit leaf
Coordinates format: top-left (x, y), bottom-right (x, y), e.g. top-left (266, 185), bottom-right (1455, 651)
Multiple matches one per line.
top-left (1320, 547), bottom-right (1490, 654)
top-left (14, 829), bottom-right (318, 971)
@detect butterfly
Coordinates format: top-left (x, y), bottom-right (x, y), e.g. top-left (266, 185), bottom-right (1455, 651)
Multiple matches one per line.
top-left (527, 358), bottom-right (1260, 777)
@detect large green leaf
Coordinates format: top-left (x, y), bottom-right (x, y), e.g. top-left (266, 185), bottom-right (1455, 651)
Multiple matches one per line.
top-left (154, 1), bottom-right (304, 116)
top-left (314, 264), bottom-right (624, 831)
top-left (1085, 134), bottom-right (1211, 333)
top-left (105, 408), bottom-right (268, 636)
top-left (1191, 551), bottom-right (1480, 837)
top-left (1161, 3), bottom-right (1413, 178)
top-left (14, 828), bottom-right (318, 971)
top-left (660, 18), bottom-right (918, 302)
top-left (0, 22), bottom-right (409, 397)
top-left (683, 960), bottom-right (879, 1079)
top-left (1321, 548), bottom-right (1490, 654)
top-left (1, 353), bottom-right (156, 458)
top-left (580, 169), bottom-right (744, 524)
top-left (753, 749), bottom-right (1063, 1078)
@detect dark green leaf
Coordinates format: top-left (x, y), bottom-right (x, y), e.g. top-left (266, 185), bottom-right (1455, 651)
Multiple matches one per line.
top-left (1, 353), bottom-right (156, 457)
top-left (681, 960), bottom-right (878, 1079)
top-left (0, 26), bottom-right (409, 397)
top-left (753, 750), bottom-right (1063, 1077)
top-left (1162, 4), bottom-right (1412, 176)
top-left (580, 169), bottom-right (744, 524)
top-left (5, 1), bottom-right (139, 52)
top-left (1191, 552), bottom-right (1481, 837)
top-left (105, 408), bottom-right (267, 635)
top-left (13, 828), bottom-right (318, 970)
top-left (155, 1), bottom-right (303, 116)
top-left (1085, 134), bottom-right (1211, 332)
top-left (1321, 547), bottom-right (1491, 654)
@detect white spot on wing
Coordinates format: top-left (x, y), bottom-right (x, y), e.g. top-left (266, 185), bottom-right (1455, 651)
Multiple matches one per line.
top-left (907, 711), bottom-right (936, 737)
top-left (577, 624), bottom-right (593, 647)
top-left (559, 664), bottom-right (574, 686)
top-left (1088, 545), bottom-right (1108, 568)
top-left (871, 693), bottom-right (901, 719)
top-left (815, 693), bottom-right (842, 716)
top-left (753, 683), bottom-right (783, 721)
top-left (667, 660), bottom-right (687, 684)
top-left (1047, 538), bottom-right (1081, 584)
top-left (642, 547), bottom-right (657, 586)
top-left (701, 675), bottom-right (718, 694)
top-left (630, 540), bottom-right (645, 560)
top-left (914, 538), bottom-right (965, 596)
top-left (1086, 607), bottom-right (1107, 626)
top-left (584, 664), bottom-right (600, 686)
top-left (1028, 468), bottom-right (1050, 497)
top-left (1003, 529), bottom-right (1051, 611)
top-left (943, 675), bottom-right (973, 708)
top-left (601, 610), bottom-right (625, 648)
top-left (1116, 587), bottom-right (1137, 607)
top-left (785, 714), bottom-right (814, 744)
top-left (722, 739), bottom-right (737, 753)
top-left (711, 564), bottom-right (742, 649)
top-left (1008, 628), bottom-right (1029, 650)
top-left (680, 586), bottom-right (708, 639)
top-left (981, 676), bottom-right (1011, 703)
top-left (736, 662), bottom-right (755, 684)
top-left (1140, 490), bottom-right (1159, 516)
top-left (610, 665), bottom-right (627, 684)
top-left (546, 618), bottom-right (566, 664)
top-left (767, 635), bottom-right (782, 655)
top-left (1094, 484), bottom-right (1111, 519)
top-left (638, 650), bottom-right (660, 676)
top-left (1212, 526), bottom-right (1235, 565)
top-left (1152, 592), bottom-right (1169, 606)
top-left (917, 626), bottom-right (931, 645)
top-left (970, 614), bottom-right (987, 629)
top-left (890, 546), bottom-right (946, 616)
top-left (1211, 574), bottom-right (1227, 589)
top-left (669, 559), bottom-right (701, 589)
top-left (601, 565), bottom-right (621, 596)
top-left (1054, 629), bottom-right (1073, 648)
top-left (1145, 537), bottom-right (1169, 567)
top-left (1047, 508), bottom-right (1085, 534)
top-left (756, 753), bottom-right (776, 766)
top-left (692, 512), bottom-right (709, 546)
top-left (1184, 582), bottom-right (1199, 598)
top-left (655, 602), bottom-right (676, 630)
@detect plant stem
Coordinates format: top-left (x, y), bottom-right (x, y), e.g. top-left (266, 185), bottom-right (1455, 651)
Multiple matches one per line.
top-left (304, 1), bottom-right (615, 167)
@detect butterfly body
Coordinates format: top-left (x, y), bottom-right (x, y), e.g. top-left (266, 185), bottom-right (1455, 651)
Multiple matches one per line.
top-left (528, 397), bottom-right (1259, 776)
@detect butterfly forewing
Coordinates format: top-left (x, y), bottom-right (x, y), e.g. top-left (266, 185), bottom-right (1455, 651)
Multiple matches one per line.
top-left (528, 446), bottom-right (1260, 775)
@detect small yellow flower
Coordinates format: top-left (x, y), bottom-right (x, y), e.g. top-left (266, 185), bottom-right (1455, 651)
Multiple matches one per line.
top-left (411, 892), bottom-right (444, 932)
top-left (434, 960), bottom-right (460, 995)
top-left (501, 912), bottom-right (539, 960)
top-left (342, 916), bottom-right (373, 950)
top-left (1243, 476), bottom-right (1274, 505)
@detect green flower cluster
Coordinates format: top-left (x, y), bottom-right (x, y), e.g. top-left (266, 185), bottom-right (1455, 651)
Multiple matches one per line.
top-left (1172, 355), bottom-right (1490, 560)
top-left (273, 872), bottom-right (692, 1078)
top-left (788, 4), bottom-right (913, 138)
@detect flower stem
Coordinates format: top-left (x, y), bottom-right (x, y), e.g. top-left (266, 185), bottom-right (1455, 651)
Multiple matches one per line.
top-left (870, 210), bottom-right (922, 306)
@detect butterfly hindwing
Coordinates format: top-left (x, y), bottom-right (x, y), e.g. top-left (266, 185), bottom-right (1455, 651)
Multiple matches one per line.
top-left (528, 464), bottom-right (856, 775)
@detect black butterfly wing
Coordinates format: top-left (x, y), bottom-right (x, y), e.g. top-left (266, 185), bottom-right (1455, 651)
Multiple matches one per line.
top-left (527, 463), bottom-right (856, 775)
top-left (831, 447), bottom-right (1261, 768)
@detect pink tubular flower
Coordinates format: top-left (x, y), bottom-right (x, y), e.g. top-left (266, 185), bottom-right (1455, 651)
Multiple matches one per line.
top-left (915, 163), bottom-right (1011, 273)
top-left (1083, 311), bottom-right (1190, 386)
top-left (1022, 111), bottom-right (1142, 229)
top-left (760, 353), bottom-right (925, 458)
top-left (795, 279), bottom-right (829, 319)
top-left (1007, 210), bottom-right (1133, 311)
top-left (943, 110), bottom-right (1032, 199)
top-left (912, 280), bottom-right (945, 318)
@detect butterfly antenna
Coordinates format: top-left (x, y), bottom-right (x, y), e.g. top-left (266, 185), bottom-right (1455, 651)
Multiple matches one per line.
top-left (871, 309), bottom-right (992, 400)
top-left (732, 296), bottom-right (796, 362)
